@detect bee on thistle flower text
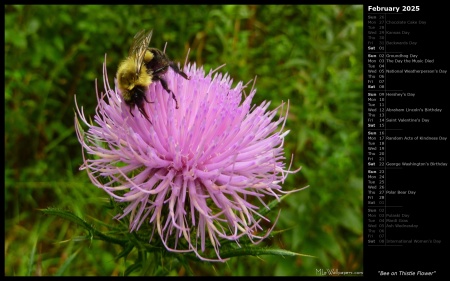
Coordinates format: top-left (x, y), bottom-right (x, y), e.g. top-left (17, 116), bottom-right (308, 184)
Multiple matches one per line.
top-left (116, 29), bottom-right (190, 123)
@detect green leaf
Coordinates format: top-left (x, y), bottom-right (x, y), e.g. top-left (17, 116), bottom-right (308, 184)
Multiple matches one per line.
top-left (258, 193), bottom-right (291, 217)
top-left (218, 245), bottom-right (316, 259)
top-left (258, 187), bottom-right (309, 218)
top-left (116, 242), bottom-right (135, 261)
top-left (125, 262), bottom-right (142, 276)
top-left (339, 206), bottom-right (362, 234)
top-left (26, 238), bottom-right (37, 276)
top-left (54, 248), bottom-right (81, 276)
top-left (40, 207), bottom-right (127, 246)
top-left (41, 207), bottom-right (92, 229)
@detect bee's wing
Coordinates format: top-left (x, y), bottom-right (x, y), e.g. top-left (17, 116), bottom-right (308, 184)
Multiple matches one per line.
top-left (129, 29), bottom-right (153, 76)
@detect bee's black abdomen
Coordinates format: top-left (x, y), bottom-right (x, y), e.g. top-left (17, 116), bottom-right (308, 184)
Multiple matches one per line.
top-left (141, 47), bottom-right (190, 110)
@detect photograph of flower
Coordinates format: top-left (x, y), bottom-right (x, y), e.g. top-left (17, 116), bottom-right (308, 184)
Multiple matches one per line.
top-left (5, 5), bottom-right (363, 276)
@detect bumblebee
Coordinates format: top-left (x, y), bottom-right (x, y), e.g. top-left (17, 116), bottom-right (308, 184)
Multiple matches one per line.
top-left (116, 29), bottom-right (190, 123)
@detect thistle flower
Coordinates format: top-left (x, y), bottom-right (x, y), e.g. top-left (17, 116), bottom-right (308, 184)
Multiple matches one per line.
top-left (75, 55), bottom-right (301, 261)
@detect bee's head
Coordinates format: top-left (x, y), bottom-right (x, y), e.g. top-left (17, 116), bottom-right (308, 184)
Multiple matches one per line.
top-left (123, 83), bottom-right (152, 123)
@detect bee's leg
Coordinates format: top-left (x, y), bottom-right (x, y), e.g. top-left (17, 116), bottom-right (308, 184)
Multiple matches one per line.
top-left (169, 61), bottom-right (190, 80)
top-left (158, 77), bottom-right (179, 109)
top-left (143, 94), bottom-right (152, 104)
top-left (133, 88), bottom-right (152, 123)
top-left (134, 102), bottom-right (152, 124)
top-left (129, 107), bottom-right (135, 117)
top-left (138, 106), bottom-right (152, 124)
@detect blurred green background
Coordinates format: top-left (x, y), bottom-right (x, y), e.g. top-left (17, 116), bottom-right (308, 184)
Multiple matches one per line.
top-left (5, 5), bottom-right (363, 276)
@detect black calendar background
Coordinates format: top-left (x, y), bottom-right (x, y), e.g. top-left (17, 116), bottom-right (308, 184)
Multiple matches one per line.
top-left (363, 1), bottom-right (448, 278)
